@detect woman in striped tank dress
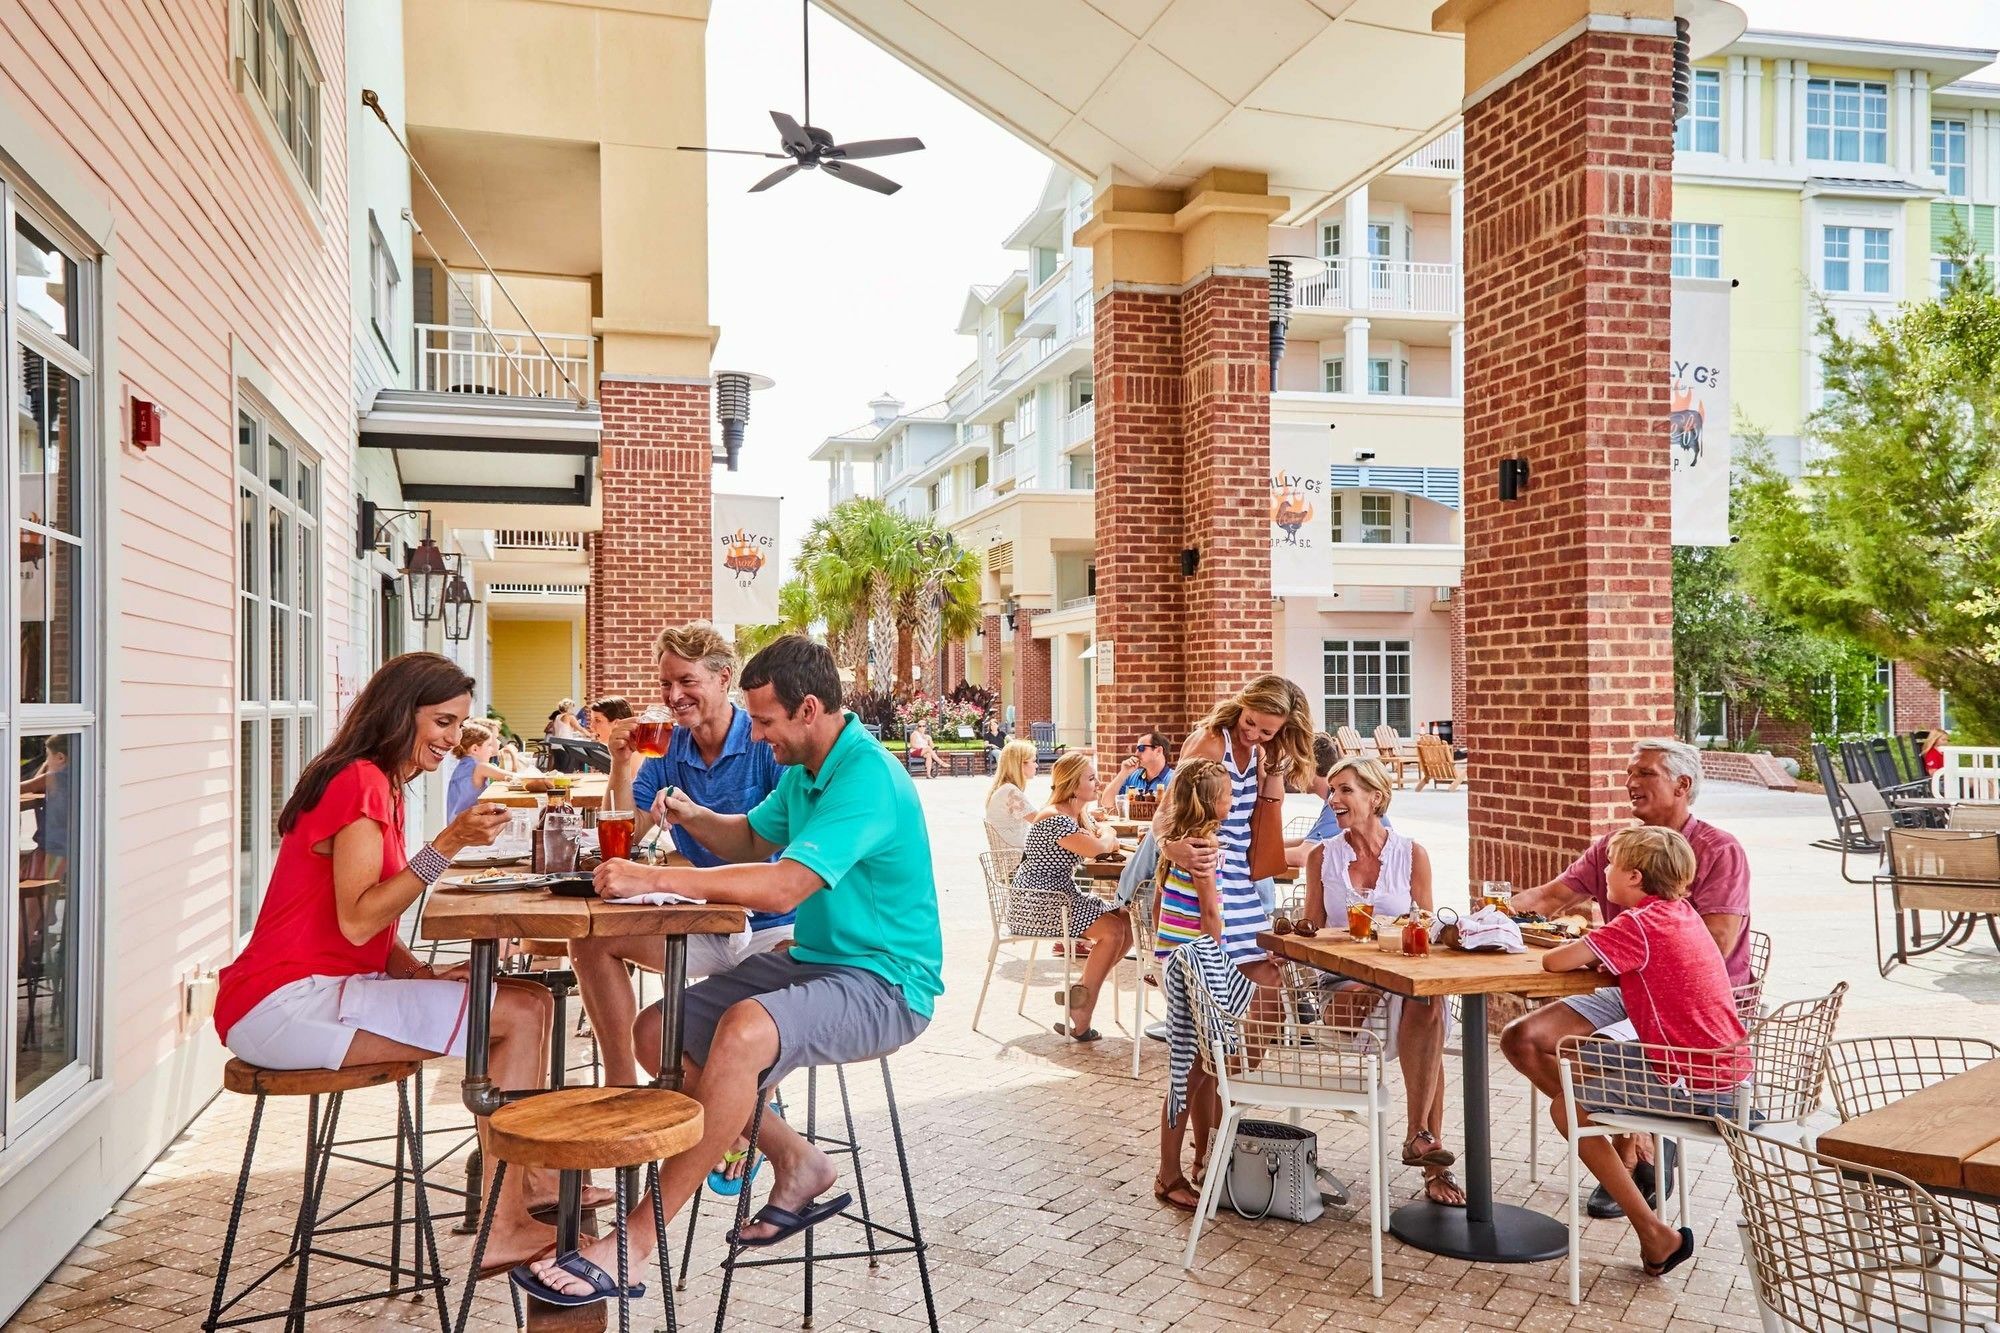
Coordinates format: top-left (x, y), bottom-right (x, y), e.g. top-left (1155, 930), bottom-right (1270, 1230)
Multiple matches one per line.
top-left (1150, 677), bottom-right (1318, 1212)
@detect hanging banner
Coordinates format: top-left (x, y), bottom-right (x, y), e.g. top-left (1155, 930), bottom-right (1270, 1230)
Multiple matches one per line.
top-left (1270, 421), bottom-right (1331, 596)
top-left (1670, 277), bottom-right (1732, 546)
top-left (712, 493), bottom-right (782, 625)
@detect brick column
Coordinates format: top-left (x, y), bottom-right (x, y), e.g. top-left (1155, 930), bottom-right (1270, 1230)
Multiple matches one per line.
top-left (1449, 590), bottom-right (1466, 742)
top-left (947, 637), bottom-right (968, 690)
top-left (592, 376), bottom-right (712, 702)
top-left (1459, 25), bottom-right (1677, 890)
top-left (1014, 608), bottom-right (1051, 726)
top-left (982, 614), bottom-right (1004, 701)
top-left (1891, 661), bottom-right (1942, 733)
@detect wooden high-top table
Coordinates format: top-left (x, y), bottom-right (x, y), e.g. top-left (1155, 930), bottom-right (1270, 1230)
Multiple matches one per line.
top-left (478, 775), bottom-right (610, 810)
top-left (1260, 931), bottom-right (1607, 1264)
top-left (421, 877), bottom-right (745, 1330)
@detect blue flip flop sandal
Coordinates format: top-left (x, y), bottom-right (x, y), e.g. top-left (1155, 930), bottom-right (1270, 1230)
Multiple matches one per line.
top-left (726, 1191), bottom-right (852, 1249)
top-left (509, 1251), bottom-right (645, 1308)
top-left (707, 1101), bottom-right (783, 1196)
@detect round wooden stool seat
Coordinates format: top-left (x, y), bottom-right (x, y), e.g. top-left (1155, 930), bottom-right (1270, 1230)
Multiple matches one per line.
top-left (488, 1088), bottom-right (703, 1171)
top-left (223, 1058), bottom-right (423, 1098)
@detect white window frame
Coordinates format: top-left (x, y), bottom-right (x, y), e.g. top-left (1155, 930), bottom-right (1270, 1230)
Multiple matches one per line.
top-left (1675, 68), bottom-right (1722, 154)
top-left (1822, 226), bottom-right (1853, 292)
top-left (2, 194), bottom-right (103, 1145)
top-left (1319, 220), bottom-right (1341, 260)
top-left (1806, 78), bottom-right (1889, 166)
top-left (1934, 255), bottom-right (1965, 293)
top-left (1932, 118), bottom-right (1969, 197)
top-left (1671, 222), bottom-right (1722, 279)
top-left (1013, 392), bottom-right (1036, 442)
top-left (1860, 228), bottom-right (1891, 295)
top-left (232, 0), bottom-right (323, 197)
top-left (1322, 639), bottom-right (1414, 735)
top-left (1322, 357), bottom-right (1344, 394)
top-left (235, 402), bottom-right (322, 942)
top-left (367, 212), bottom-right (399, 367)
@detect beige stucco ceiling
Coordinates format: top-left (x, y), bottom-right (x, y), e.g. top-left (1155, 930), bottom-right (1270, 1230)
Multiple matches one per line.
top-left (406, 127), bottom-right (603, 277)
top-left (814, 0), bottom-right (1463, 220)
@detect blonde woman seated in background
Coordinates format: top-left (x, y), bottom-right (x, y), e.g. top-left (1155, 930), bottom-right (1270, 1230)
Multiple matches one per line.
top-left (1010, 751), bottom-right (1132, 1040)
top-left (1301, 756), bottom-right (1459, 1206)
top-left (984, 738), bottom-right (1039, 868)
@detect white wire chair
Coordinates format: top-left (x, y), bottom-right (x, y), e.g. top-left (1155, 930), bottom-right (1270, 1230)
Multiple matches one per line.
top-left (1527, 928), bottom-right (1773, 1183)
top-left (971, 850), bottom-right (1122, 1035)
top-left (1552, 982), bottom-right (1848, 1306)
top-left (1722, 1121), bottom-right (2000, 1333)
top-left (1181, 956), bottom-right (1390, 1296)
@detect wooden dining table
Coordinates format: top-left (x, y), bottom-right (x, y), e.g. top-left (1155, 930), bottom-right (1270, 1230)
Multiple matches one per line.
top-left (1260, 931), bottom-right (1607, 1264)
top-left (419, 874), bottom-right (745, 1330)
top-left (1816, 1058), bottom-right (2000, 1195)
top-left (479, 774), bottom-right (610, 810)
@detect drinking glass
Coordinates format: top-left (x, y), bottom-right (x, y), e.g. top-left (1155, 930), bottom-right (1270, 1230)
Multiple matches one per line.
top-left (1479, 879), bottom-right (1515, 913)
top-left (597, 806), bottom-right (635, 861)
top-left (1346, 891), bottom-right (1375, 941)
top-left (632, 706), bottom-right (673, 759)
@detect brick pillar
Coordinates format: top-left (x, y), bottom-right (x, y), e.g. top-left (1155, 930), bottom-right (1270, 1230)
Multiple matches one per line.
top-left (1460, 26), bottom-right (1677, 890)
top-left (1449, 590), bottom-right (1466, 742)
top-left (947, 637), bottom-right (967, 690)
top-left (1014, 608), bottom-right (1051, 726)
top-left (1891, 661), bottom-right (1941, 733)
top-left (982, 614), bottom-right (1004, 701)
top-left (592, 376), bottom-right (711, 702)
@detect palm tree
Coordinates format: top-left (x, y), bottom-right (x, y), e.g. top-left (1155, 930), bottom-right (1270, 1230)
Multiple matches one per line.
top-left (901, 527), bottom-right (982, 694)
top-left (794, 499), bottom-right (913, 693)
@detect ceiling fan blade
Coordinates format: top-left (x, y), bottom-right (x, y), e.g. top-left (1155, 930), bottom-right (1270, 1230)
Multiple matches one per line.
top-left (770, 110), bottom-right (813, 156)
top-left (678, 145), bottom-right (790, 159)
top-left (823, 159), bottom-right (900, 195)
top-left (829, 136), bottom-right (925, 161)
top-left (749, 162), bottom-right (804, 193)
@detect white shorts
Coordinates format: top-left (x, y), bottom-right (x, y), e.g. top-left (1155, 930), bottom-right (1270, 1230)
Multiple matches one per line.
top-left (685, 924), bottom-right (795, 981)
top-left (224, 973), bottom-right (482, 1072)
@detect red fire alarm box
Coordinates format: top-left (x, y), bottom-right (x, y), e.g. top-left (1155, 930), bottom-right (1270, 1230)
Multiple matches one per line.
top-left (130, 396), bottom-right (162, 450)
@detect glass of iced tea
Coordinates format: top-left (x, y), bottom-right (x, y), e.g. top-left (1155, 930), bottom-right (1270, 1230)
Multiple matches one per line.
top-left (597, 806), bottom-right (635, 861)
top-left (1346, 896), bottom-right (1374, 942)
top-left (631, 706), bottom-right (673, 759)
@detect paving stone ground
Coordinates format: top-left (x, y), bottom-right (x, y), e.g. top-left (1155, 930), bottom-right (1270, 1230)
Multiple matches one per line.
top-left (8, 777), bottom-right (1996, 1331)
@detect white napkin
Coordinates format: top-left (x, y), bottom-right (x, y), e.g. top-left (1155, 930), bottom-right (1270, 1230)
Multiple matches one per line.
top-left (1449, 905), bottom-right (1525, 953)
top-left (621, 891), bottom-right (708, 906)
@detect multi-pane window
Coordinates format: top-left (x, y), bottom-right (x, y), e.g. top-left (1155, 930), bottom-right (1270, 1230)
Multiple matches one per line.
top-left (1675, 69), bottom-right (1722, 153)
top-left (235, 0), bottom-right (322, 187)
top-left (1331, 491), bottom-right (1411, 544)
top-left (5, 201), bottom-right (99, 1140)
top-left (1806, 79), bottom-right (1889, 165)
top-left (1322, 358), bottom-right (1344, 393)
top-left (1012, 393), bottom-right (1035, 442)
top-left (237, 408), bottom-right (321, 936)
top-left (1367, 359), bottom-right (1406, 395)
top-left (1323, 640), bottom-right (1413, 734)
top-left (368, 213), bottom-right (399, 362)
top-left (1932, 119), bottom-right (1969, 197)
top-left (1366, 223), bottom-right (1393, 292)
top-left (1319, 221), bottom-right (1341, 260)
top-left (1822, 226), bottom-right (1891, 294)
top-left (1936, 256), bottom-right (1965, 292)
top-left (1671, 222), bottom-right (1723, 279)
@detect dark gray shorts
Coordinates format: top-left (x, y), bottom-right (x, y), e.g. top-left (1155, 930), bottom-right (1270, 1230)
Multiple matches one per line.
top-left (675, 951), bottom-right (928, 1093)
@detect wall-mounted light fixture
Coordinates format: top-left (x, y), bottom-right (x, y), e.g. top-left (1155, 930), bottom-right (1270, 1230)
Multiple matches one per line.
top-left (441, 555), bottom-right (478, 643)
top-left (1498, 458), bottom-right (1530, 502)
top-left (1179, 547), bottom-right (1200, 578)
top-left (357, 499), bottom-right (448, 622)
top-left (1003, 598), bottom-right (1018, 632)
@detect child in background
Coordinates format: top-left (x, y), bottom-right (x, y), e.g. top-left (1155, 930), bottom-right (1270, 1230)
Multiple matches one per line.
top-left (1535, 824), bottom-right (1750, 1279)
top-left (446, 720), bottom-right (528, 821)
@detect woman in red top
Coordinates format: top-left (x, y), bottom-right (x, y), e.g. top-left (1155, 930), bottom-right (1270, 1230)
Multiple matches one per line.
top-left (1921, 729), bottom-right (1951, 775)
top-left (216, 651), bottom-right (558, 1270)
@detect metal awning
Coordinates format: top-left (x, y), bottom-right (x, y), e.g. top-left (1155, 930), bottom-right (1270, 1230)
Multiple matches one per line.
top-left (359, 388), bottom-right (600, 511)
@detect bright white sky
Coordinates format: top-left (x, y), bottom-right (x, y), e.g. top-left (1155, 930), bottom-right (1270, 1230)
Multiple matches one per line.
top-left (703, 0), bottom-right (2000, 574)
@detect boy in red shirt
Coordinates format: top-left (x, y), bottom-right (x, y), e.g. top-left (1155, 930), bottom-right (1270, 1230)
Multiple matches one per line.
top-left (1533, 824), bottom-right (1750, 1278)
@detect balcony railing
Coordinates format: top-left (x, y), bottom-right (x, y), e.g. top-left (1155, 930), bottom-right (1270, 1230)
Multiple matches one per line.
top-left (1059, 594), bottom-right (1096, 612)
top-left (1294, 260), bottom-right (1457, 316)
top-left (487, 582), bottom-right (585, 598)
top-left (493, 529), bottom-right (583, 551)
top-left (994, 448), bottom-right (1017, 485)
top-left (1063, 400), bottom-right (1095, 449)
top-left (1398, 126), bottom-right (1462, 172)
top-left (969, 483), bottom-right (996, 512)
top-left (416, 324), bottom-right (595, 400)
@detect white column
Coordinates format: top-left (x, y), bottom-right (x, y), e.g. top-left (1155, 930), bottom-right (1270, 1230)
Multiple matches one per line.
top-left (1448, 324), bottom-right (1463, 401)
top-left (1911, 71), bottom-right (1931, 182)
top-left (1726, 56), bottom-right (1747, 163)
top-left (1773, 59), bottom-right (1794, 169)
top-left (1344, 317), bottom-right (1371, 395)
top-left (1449, 182), bottom-right (1463, 269)
top-left (1343, 184), bottom-right (1370, 312)
top-left (1743, 57), bottom-right (1763, 163)
top-left (1894, 71), bottom-right (1914, 175)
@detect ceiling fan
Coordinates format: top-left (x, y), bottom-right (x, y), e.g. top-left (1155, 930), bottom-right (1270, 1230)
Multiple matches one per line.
top-left (678, 0), bottom-right (925, 195)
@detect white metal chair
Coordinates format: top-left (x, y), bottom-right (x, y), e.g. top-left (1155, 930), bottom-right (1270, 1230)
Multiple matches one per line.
top-left (1527, 928), bottom-right (1773, 1183)
top-left (1552, 982), bottom-right (1847, 1305)
top-left (1181, 959), bottom-right (1390, 1297)
top-left (1721, 1121), bottom-right (2000, 1333)
top-left (971, 851), bottom-right (1121, 1035)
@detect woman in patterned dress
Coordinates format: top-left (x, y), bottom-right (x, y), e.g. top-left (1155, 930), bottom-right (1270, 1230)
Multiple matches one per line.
top-left (1009, 751), bottom-right (1132, 1040)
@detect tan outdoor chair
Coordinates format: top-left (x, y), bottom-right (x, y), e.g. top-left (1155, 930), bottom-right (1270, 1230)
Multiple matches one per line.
top-left (1874, 828), bottom-right (2000, 977)
top-left (1334, 725), bottom-right (1370, 760)
top-left (1948, 802), bottom-right (2000, 832)
top-left (1370, 725), bottom-right (1414, 787)
top-left (1722, 1121), bottom-right (2000, 1333)
top-left (1413, 735), bottom-right (1464, 791)
top-left (1833, 779), bottom-right (1902, 884)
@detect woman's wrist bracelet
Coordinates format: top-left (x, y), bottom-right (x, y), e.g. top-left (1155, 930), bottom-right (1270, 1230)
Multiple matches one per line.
top-left (411, 843), bottom-right (450, 885)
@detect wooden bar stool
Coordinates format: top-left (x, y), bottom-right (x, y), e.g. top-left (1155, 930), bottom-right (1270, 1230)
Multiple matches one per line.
top-left (205, 1058), bottom-right (449, 1331)
top-left (458, 1086), bottom-right (702, 1333)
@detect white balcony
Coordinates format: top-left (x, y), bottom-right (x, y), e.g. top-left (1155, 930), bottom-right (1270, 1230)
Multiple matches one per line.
top-left (493, 529), bottom-right (583, 551)
top-left (1295, 262), bottom-right (1347, 310)
top-left (1294, 260), bottom-right (1458, 317)
top-left (994, 448), bottom-right (1017, 486)
top-left (415, 323), bottom-right (595, 400)
top-left (1063, 400), bottom-right (1094, 449)
top-left (1397, 126), bottom-right (1462, 172)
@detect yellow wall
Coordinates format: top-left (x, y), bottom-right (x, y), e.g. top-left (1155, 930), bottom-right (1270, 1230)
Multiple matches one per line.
top-left (489, 618), bottom-right (581, 739)
top-left (1674, 182), bottom-right (1806, 438)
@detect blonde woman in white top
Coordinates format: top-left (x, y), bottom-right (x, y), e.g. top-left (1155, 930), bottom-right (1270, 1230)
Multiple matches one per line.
top-left (984, 739), bottom-right (1039, 869)
top-left (1302, 757), bottom-right (1460, 1207)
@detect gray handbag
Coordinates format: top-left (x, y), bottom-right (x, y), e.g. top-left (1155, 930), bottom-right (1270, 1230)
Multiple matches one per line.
top-left (1222, 1119), bottom-right (1323, 1223)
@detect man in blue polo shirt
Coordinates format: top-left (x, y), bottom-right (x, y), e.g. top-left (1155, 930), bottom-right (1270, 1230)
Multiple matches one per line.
top-left (571, 621), bottom-right (793, 1090)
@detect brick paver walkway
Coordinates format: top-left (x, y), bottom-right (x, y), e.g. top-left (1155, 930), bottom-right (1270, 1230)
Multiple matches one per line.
top-left (9, 778), bottom-right (1996, 1331)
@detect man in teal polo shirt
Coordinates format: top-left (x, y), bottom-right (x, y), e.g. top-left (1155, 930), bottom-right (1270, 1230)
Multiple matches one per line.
top-left (520, 636), bottom-right (940, 1306)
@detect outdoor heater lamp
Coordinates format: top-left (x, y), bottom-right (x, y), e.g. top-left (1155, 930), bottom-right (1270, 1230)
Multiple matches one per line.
top-left (1267, 256), bottom-right (1296, 379)
top-left (441, 561), bottom-right (477, 643)
top-left (712, 370), bottom-right (775, 471)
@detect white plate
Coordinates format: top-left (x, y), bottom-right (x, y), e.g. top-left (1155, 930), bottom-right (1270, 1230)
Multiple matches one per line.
top-left (453, 873), bottom-right (546, 891)
top-left (453, 849), bottom-right (529, 869)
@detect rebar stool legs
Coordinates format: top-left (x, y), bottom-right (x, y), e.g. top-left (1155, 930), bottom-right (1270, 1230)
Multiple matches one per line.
top-left (205, 1059), bottom-right (448, 1332)
top-left (709, 1058), bottom-right (936, 1333)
